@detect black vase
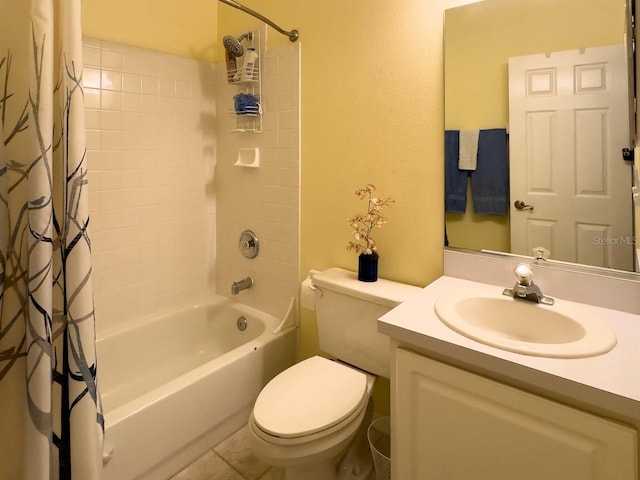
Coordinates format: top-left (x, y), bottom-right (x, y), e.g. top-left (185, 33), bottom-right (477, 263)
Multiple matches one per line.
top-left (358, 252), bottom-right (379, 282)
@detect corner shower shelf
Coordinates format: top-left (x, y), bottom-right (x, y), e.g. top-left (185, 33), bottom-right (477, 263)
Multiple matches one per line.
top-left (229, 115), bottom-right (262, 133)
top-left (227, 67), bottom-right (260, 85)
top-left (227, 29), bottom-right (262, 133)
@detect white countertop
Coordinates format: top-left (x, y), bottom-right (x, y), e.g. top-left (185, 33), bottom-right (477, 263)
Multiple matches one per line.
top-left (379, 275), bottom-right (640, 423)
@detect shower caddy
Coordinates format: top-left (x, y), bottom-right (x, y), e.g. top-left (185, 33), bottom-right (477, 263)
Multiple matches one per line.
top-left (227, 28), bottom-right (262, 134)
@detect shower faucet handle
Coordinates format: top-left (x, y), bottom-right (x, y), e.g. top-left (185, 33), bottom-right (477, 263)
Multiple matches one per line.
top-left (239, 230), bottom-right (259, 258)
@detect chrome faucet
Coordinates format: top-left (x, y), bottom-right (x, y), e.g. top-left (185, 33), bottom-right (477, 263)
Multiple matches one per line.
top-left (502, 264), bottom-right (554, 305)
top-left (231, 276), bottom-right (253, 295)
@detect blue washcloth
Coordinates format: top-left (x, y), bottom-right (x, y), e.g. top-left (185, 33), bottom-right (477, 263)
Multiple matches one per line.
top-left (471, 128), bottom-right (509, 215)
top-left (445, 130), bottom-right (469, 213)
top-left (233, 93), bottom-right (260, 115)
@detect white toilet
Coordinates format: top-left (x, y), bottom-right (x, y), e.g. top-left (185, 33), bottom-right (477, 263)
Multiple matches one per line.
top-left (248, 267), bottom-right (421, 480)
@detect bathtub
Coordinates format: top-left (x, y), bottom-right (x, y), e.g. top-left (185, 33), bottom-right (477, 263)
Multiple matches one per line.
top-left (98, 296), bottom-right (297, 480)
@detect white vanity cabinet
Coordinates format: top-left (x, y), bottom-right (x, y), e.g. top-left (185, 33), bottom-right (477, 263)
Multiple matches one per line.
top-left (393, 348), bottom-right (638, 480)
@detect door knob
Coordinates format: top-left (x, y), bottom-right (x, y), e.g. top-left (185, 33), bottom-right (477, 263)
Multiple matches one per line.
top-left (514, 200), bottom-right (534, 211)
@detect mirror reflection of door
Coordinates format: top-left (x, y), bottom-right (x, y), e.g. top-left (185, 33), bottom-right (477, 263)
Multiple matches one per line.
top-left (443, 0), bottom-right (637, 272)
top-left (508, 45), bottom-right (633, 270)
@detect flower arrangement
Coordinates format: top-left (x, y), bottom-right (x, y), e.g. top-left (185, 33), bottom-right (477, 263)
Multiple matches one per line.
top-left (347, 184), bottom-right (394, 255)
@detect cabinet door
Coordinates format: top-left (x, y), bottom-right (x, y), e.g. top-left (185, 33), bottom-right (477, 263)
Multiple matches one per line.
top-left (394, 348), bottom-right (637, 480)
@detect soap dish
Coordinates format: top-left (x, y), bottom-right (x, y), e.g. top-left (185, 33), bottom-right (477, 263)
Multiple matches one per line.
top-left (234, 148), bottom-right (259, 168)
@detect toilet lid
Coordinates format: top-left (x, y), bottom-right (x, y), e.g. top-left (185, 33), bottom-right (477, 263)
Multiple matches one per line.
top-left (253, 356), bottom-right (368, 438)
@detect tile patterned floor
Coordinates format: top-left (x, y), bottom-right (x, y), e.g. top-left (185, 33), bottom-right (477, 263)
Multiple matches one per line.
top-left (169, 425), bottom-right (284, 480)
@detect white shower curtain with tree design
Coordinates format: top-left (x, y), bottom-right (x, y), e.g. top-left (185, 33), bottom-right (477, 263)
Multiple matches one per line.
top-left (0, 1), bottom-right (103, 479)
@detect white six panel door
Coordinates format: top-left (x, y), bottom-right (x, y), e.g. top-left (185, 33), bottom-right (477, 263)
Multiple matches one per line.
top-left (508, 45), bottom-right (633, 270)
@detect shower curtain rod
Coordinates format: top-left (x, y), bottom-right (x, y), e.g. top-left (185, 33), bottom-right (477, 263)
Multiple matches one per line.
top-left (218, 0), bottom-right (299, 42)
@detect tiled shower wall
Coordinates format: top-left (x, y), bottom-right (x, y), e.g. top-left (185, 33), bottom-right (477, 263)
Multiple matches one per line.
top-left (215, 41), bottom-right (301, 320)
top-left (83, 37), bottom-right (217, 336)
top-left (84, 37), bottom-right (300, 334)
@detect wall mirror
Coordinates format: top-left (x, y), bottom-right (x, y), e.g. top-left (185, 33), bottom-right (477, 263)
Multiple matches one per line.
top-left (444, 0), bottom-right (638, 273)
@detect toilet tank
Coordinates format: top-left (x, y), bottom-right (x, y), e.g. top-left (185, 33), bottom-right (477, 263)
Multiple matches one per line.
top-left (311, 268), bottom-right (422, 378)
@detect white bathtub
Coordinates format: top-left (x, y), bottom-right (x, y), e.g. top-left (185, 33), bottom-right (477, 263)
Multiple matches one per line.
top-left (98, 296), bottom-right (297, 480)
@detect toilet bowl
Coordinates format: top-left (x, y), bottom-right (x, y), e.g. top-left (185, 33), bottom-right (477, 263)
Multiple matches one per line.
top-left (248, 268), bottom-right (422, 480)
top-left (248, 356), bottom-right (375, 480)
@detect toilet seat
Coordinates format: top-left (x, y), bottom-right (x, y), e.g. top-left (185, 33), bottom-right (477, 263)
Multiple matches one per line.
top-left (252, 356), bottom-right (369, 439)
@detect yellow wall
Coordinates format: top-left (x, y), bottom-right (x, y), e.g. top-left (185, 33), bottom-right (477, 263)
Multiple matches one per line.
top-left (81, 0), bottom-right (218, 61)
top-left (444, 0), bottom-right (625, 252)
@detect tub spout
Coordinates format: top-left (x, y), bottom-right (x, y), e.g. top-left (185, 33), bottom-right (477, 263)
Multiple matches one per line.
top-left (231, 276), bottom-right (253, 295)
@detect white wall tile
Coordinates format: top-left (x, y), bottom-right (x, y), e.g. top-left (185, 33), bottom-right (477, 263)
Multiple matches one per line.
top-left (215, 42), bottom-right (301, 320)
top-left (159, 78), bottom-right (175, 97)
top-left (85, 130), bottom-right (101, 150)
top-left (101, 49), bottom-right (122, 72)
top-left (141, 76), bottom-right (159, 95)
top-left (85, 88), bottom-right (101, 109)
top-left (83, 68), bottom-right (101, 89)
top-left (84, 37), bottom-right (300, 334)
top-left (101, 70), bottom-right (122, 91)
top-left (122, 52), bottom-right (142, 75)
top-left (175, 80), bottom-right (191, 99)
top-left (122, 73), bottom-right (142, 93)
top-left (84, 38), bottom-right (217, 335)
top-left (101, 90), bottom-right (122, 111)
top-left (85, 110), bottom-right (101, 130)
top-left (82, 45), bottom-right (101, 68)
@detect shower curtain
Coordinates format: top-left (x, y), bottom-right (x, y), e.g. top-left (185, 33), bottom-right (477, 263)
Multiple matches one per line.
top-left (0, 1), bottom-right (102, 479)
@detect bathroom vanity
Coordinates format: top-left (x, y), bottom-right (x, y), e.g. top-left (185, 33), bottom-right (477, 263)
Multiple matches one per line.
top-left (421, 0), bottom-right (640, 475)
top-left (379, 250), bottom-right (640, 480)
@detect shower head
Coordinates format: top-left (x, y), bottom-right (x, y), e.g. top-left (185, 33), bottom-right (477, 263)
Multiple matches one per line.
top-left (222, 32), bottom-right (252, 57)
top-left (223, 36), bottom-right (243, 57)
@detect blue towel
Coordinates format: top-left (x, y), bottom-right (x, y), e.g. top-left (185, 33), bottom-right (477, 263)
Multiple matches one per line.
top-left (471, 129), bottom-right (509, 215)
top-left (444, 130), bottom-right (469, 213)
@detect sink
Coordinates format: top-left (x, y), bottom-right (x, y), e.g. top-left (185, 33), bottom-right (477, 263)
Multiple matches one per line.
top-left (434, 286), bottom-right (617, 358)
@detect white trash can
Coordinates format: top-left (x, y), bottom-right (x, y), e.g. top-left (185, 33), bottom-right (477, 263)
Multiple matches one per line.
top-left (367, 416), bottom-right (391, 480)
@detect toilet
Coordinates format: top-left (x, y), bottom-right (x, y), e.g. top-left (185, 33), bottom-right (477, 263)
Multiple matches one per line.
top-left (248, 267), bottom-right (422, 480)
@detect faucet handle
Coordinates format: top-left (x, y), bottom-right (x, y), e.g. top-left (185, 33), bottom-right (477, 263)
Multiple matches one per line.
top-left (514, 263), bottom-right (533, 285)
top-left (532, 246), bottom-right (550, 261)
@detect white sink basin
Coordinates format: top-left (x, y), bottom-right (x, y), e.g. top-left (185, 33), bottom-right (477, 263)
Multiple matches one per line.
top-left (434, 286), bottom-right (617, 358)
